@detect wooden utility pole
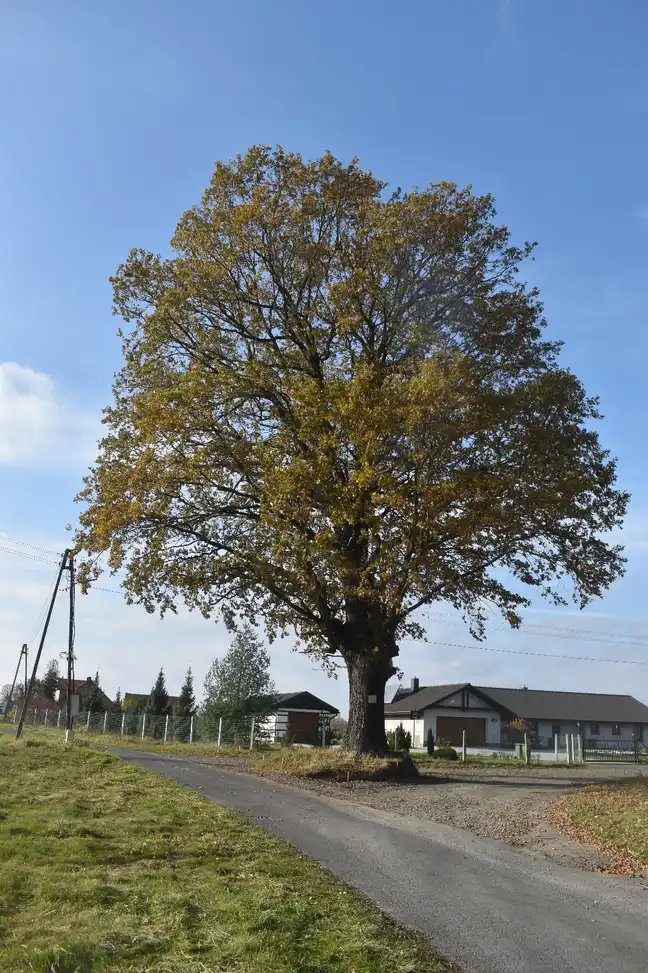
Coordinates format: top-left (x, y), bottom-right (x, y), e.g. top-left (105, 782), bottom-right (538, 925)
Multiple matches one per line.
top-left (65, 553), bottom-right (76, 744)
top-left (16, 550), bottom-right (70, 740)
top-left (3, 644), bottom-right (28, 720)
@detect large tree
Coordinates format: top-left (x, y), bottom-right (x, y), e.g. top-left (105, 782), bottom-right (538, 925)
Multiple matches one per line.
top-left (203, 624), bottom-right (275, 722)
top-left (75, 146), bottom-right (628, 753)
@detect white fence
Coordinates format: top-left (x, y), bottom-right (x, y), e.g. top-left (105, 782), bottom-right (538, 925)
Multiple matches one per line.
top-left (69, 710), bottom-right (270, 748)
top-left (10, 707), bottom-right (334, 747)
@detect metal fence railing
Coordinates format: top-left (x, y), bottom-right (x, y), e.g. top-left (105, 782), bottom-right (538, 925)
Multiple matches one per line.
top-left (70, 710), bottom-right (272, 748)
top-left (582, 738), bottom-right (647, 763)
top-left (6, 706), bottom-right (338, 747)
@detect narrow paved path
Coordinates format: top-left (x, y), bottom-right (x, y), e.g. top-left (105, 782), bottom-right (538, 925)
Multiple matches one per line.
top-left (115, 749), bottom-right (648, 973)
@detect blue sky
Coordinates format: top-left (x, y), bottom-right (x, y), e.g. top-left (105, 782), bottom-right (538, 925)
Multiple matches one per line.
top-left (1, 0), bottom-right (648, 713)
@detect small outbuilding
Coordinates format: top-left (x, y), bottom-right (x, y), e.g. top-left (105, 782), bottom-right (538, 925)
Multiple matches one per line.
top-left (263, 691), bottom-right (339, 744)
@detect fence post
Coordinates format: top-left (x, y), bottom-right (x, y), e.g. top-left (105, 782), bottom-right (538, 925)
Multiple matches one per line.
top-left (86, 711), bottom-right (91, 731)
top-left (462, 729), bottom-right (467, 762)
top-left (44, 709), bottom-right (48, 726)
top-left (554, 733), bottom-right (559, 761)
top-left (524, 732), bottom-right (530, 766)
top-left (217, 717), bottom-right (222, 747)
top-left (102, 712), bottom-right (108, 733)
top-left (164, 714), bottom-right (169, 743)
top-left (141, 714), bottom-right (146, 739)
top-left (321, 717), bottom-right (326, 747)
top-left (57, 709), bottom-right (61, 728)
top-left (249, 716), bottom-right (256, 750)
top-left (121, 713), bottom-right (125, 736)
top-left (189, 715), bottom-right (194, 743)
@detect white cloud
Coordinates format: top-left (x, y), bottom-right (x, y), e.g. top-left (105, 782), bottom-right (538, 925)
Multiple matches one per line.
top-left (0, 362), bottom-right (99, 470)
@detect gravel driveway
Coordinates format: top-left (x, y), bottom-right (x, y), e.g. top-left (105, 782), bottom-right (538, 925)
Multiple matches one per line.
top-left (188, 756), bottom-right (647, 872)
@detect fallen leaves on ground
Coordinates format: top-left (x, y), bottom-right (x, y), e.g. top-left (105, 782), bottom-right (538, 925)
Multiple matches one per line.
top-left (548, 778), bottom-right (648, 876)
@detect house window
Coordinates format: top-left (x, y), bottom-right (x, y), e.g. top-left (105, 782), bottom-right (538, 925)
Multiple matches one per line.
top-left (551, 724), bottom-right (560, 738)
top-left (612, 724), bottom-right (621, 737)
top-left (589, 724), bottom-right (599, 736)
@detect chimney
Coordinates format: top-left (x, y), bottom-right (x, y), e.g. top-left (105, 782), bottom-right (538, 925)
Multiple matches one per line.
top-left (411, 677), bottom-right (419, 693)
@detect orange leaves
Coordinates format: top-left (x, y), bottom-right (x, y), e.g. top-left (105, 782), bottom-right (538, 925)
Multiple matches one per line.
top-left (549, 779), bottom-right (648, 875)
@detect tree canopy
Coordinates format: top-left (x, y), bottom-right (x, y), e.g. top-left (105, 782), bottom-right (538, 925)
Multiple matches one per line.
top-left (203, 624), bottom-right (275, 722)
top-left (176, 666), bottom-right (196, 719)
top-left (40, 659), bottom-right (60, 701)
top-left (75, 145), bottom-right (628, 752)
top-left (146, 667), bottom-right (171, 716)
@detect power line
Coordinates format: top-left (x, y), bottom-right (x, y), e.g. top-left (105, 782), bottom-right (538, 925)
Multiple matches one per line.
top-left (0, 533), bottom-right (62, 558)
top-left (0, 545), bottom-right (60, 566)
top-left (429, 639), bottom-right (648, 666)
top-left (425, 610), bottom-right (648, 649)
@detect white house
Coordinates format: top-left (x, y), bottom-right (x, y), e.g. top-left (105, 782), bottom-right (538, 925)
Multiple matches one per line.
top-left (384, 680), bottom-right (648, 750)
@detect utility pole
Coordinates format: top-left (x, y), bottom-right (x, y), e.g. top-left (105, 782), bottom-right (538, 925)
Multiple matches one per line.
top-left (3, 644), bottom-right (28, 720)
top-left (66, 553), bottom-right (75, 744)
top-left (16, 550), bottom-right (70, 740)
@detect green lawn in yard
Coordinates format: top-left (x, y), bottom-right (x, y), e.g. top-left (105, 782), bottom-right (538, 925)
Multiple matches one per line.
top-left (557, 777), bottom-right (648, 867)
top-left (0, 738), bottom-right (449, 973)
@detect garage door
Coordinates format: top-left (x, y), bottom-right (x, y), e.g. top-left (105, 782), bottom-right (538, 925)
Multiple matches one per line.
top-left (436, 716), bottom-right (486, 747)
top-left (287, 711), bottom-right (319, 744)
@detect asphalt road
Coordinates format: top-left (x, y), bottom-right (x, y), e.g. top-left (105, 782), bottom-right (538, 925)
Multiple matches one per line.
top-left (114, 749), bottom-right (648, 973)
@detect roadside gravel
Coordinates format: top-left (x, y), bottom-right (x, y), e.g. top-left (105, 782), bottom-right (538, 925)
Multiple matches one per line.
top-left (185, 754), bottom-right (647, 872)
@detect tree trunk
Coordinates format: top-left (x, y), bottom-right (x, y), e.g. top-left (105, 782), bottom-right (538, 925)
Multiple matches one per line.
top-left (343, 651), bottom-right (395, 755)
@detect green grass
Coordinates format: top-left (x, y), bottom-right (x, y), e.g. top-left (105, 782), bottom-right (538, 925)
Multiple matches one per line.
top-left (7, 725), bottom-right (586, 775)
top-left (554, 777), bottom-right (648, 869)
top-left (13, 727), bottom-right (415, 778)
top-left (0, 737), bottom-right (449, 973)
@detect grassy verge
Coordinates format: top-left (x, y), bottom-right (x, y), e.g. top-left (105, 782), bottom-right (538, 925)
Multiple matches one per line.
top-left (550, 778), bottom-right (648, 874)
top-left (7, 724), bottom-right (583, 774)
top-left (12, 727), bottom-right (416, 779)
top-left (0, 738), bottom-right (450, 973)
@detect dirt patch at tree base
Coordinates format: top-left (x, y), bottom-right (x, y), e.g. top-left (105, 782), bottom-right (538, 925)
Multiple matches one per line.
top-left (307, 754), bottom-right (421, 782)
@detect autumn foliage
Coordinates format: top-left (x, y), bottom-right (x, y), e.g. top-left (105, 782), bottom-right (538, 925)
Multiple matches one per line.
top-left (75, 146), bottom-right (628, 753)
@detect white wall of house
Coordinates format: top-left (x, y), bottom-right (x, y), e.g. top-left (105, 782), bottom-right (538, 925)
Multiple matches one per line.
top-left (385, 716), bottom-right (425, 748)
top-left (534, 720), bottom-right (644, 748)
top-left (387, 709), bottom-right (647, 751)
top-left (386, 707), bottom-right (502, 748)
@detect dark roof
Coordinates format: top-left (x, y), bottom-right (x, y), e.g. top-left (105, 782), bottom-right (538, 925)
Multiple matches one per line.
top-left (386, 683), bottom-right (470, 713)
top-left (124, 692), bottom-right (181, 706)
top-left (272, 691), bottom-right (339, 715)
top-left (385, 682), bottom-right (648, 723)
top-left (476, 686), bottom-right (648, 723)
top-left (58, 678), bottom-right (112, 704)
